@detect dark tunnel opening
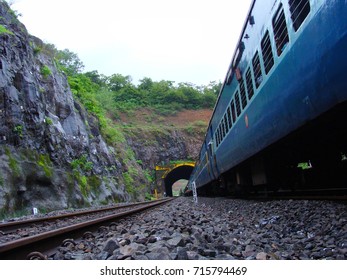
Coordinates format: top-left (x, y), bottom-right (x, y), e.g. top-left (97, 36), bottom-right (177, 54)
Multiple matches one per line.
top-left (164, 165), bottom-right (194, 196)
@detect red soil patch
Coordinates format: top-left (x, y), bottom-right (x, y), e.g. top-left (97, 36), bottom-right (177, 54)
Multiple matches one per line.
top-left (118, 109), bottom-right (213, 127)
top-left (165, 109), bottom-right (213, 126)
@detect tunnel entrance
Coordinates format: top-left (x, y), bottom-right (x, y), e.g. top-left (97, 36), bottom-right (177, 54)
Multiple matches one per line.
top-left (164, 165), bottom-right (194, 196)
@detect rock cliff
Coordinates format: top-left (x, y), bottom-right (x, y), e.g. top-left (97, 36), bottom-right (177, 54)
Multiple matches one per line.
top-left (0, 2), bottom-right (131, 215)
top-left (126, 127), bottom-right (202, 168)
top-left (0, 1), bottom-right (204, 217)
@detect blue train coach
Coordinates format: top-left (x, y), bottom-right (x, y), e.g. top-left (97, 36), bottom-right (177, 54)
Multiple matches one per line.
top-left (189, 0), bottom-right (347, 196)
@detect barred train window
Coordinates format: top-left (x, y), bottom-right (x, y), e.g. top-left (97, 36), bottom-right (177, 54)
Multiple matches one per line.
top-left (246, 68), bottom-right (254, 100)
top-left (224, 114), bottom-right (229, 134)
top-left (217, 126), bottom-right (222, 145)
top-left (239, 78), bottom-right (247, 109)
top-left (261, 31), bottom-right (274, 74)
top-left (220, 124), bottom-right (223, 139)
top-left (219, 122), bottom-right (223, 140)
top-left (221, 119), bottom-right (226, 138)
top-left (218, 126), bottom-right (222, 145)
top-left (273, 4), bottom-right (289, 56)
top-left (289, 0), bottom-right (311, 32)
top-left (235, 91), bottom-right (241, 117)
top-left (231, 100), bottom-right (236, 123)
top-left (227, 107), bottom-right (232, 129)
top-left (220, 124), bottom-right (223, 140)
top-left (252, 51), bottom-right (263, 88)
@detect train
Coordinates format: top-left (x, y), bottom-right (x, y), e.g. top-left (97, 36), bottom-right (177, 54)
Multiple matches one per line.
top-left (188, 0), bottom-right (347, 196)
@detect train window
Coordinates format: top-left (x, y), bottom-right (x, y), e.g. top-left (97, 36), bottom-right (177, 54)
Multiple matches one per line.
top-left (219, 124), bottom-right (223, 140)
top-left (235, 91), bottom-right (241, 117)
top-left (252, 51), bottom-right (263, 88)
top-left (224, 114), bottom-right (229, 134)
top-left (233, 41), bottom-right (246, 68)
top-left (221, 119), bottom-right (226, 138)
top-left (246, 68), bottom-right (254, 100)
top-left (239, 78), bottom-right (247, 109)
top-left (219, 126), bottom-right (222, 144)
top-left (230, 100), bottom-right (236, 123)
top-left (227, 107), bottom-right (232, 129)
top-left (261, 30), bottom-right (274, 74)
top-left (273, 4), bottom-right (289, 56)
top-left (215, 130), bottom-right (218, 147)
top-left (289, 0), bottom-right (310, 32)
top-left (219, 128), bottom-right (222, 145)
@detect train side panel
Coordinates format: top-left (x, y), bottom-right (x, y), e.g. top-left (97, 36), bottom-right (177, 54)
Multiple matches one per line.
top-left (216, 0), bottom-right (347, 174)
top-left (190, 0), bottom-right (347, 192)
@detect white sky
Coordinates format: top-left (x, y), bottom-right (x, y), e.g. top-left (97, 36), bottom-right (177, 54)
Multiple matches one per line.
top-left (11, 0), bottom-right (253, 85)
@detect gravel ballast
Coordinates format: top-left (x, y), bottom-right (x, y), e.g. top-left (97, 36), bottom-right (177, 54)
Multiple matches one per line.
top-left (50, 197), bottom-right (347, 260)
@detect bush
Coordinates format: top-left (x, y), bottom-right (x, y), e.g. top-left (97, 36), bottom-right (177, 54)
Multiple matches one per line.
top-left (41, 65), bottom-right (51, 78)
top-left (0, 24), bottom-right (14, 35)
top-left (71, 155), bottom-right (93, 172)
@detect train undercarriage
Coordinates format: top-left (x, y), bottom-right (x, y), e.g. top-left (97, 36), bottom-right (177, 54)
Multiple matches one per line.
top-left (199, 101), bottom-right (347, 197)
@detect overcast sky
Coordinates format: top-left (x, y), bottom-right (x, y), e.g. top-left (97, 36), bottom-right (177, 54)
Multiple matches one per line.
top-left (11, 0), bottom-right (253, 85)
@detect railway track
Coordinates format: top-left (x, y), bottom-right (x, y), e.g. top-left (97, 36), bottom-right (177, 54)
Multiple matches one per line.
top-left (0, 198), bottom-right (174, 260)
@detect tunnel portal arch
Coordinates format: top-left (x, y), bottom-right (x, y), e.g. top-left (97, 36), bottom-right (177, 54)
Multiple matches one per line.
top-left (164, 164), bottom-right (194, 196)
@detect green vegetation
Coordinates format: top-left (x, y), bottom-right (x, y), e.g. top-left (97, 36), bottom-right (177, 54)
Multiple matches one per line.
top-left (0, 172), bottom-right (4, 187)
top-left (13, 124), bottom-right (23, 137)
top-left (0, 208), bottom-right (29, 221)
top-left (297, 161), bottom-right (312, 170)
top-left (36, 44), bottom-right (219, 151)
top-left (73, 172), bottom-right (89, 198)
top-left (32, 45), bottom-right (42, 56)
top-left (70, 155), bottom-right (98, 198)
top-left (41, 65), bottom-right (51, 78)
top-left (48, 45), bottom-right (220, 115)
top-left (5, 148), bottom-right (21, 178)
top-left (0, 24), bottom-right (13, 35)
top-left (71, 154), bottom-right (93, 172)
top-left (27, 43), bottom-right (218, 199)
top-left (37, 154), bottom-right (53, 178)
top-left (184, 120), bottom-right (208, 135)
top-left (45, 117), bottom-right (53, 125)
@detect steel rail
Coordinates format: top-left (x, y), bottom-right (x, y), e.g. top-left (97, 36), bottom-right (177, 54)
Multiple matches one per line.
top-left (0, 199), bottom-right (167, 233)
top-left (0, 198), bottom-right (174, 259)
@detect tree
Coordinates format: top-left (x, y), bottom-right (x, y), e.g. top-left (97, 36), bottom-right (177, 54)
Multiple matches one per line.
top-left (107, 74), bottom-right (132, 92)
top-left (147, 80), bottom-right (175, 105)
top-left (55, 49), bottom-right (84, 75)
top-left (201, 92), bottom-right (216, 108)
top-left (162, 90), bottom-right (187, 104)
top-left (177, 83), bottom-right (201, 109)
top-left (113, 85), bottom-right (148, 107)
top-left (203, 80), bottom-right (222, 96)
top-left (84, 70), bottom-right (107, 87)
top-left (138, 77), bottom-right (154, 91)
